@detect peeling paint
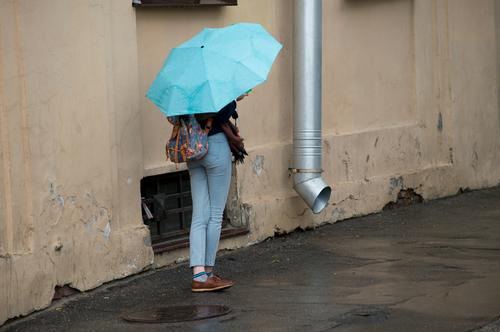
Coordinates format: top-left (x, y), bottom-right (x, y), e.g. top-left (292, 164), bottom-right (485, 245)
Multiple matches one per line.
top-left (54, 240), bottom-right (63, 251)
top-left (175, 256), bottom-right (188, 264)
top-left (342, 151), bottom-right (351, 180)
top-left (48, 182), bottom-right (65, 208)
top-left (85, 191), bottom-right (99, 206)
top-left (126, 263), bottom-right (137, 270)
top-left (143, 235), bottom-right (151, 247)
top-left (274, 225), bottom-right (286, 236)
top-left (414, 137), bottom-right (422, 158)
top-left (80, 190), bottom-right (112, 234)
top-left (389, 176), bottom-right (404, 195)
top-left (384, 188), bottom-right (424, 210)
top-left (472, 143), bottom-right (479, 171)
top-left (49, 182), bottom-right (56, 197)
top-left (331, 207), bottom-right (346, 222)
top-left (437, 112), bottom-right (443, 131)
top-left (56, 195), bottom-right (64, 207)
top-left (240, 203), bottom-right (252, 228)
top-left (297, 208), bottom-right (308, 217)
top-left (42, 182), bottom-right (67, 227)
top-left (85, 216), bottom-right (97, 231)
top-left (323, 139), bottom-right (331, 153)
top-left (252, 155), bottom-right (264, 176)
top-left (335, 194), bottom-right (358, 205)
top-left (103, 222), bottom-right (111, 240)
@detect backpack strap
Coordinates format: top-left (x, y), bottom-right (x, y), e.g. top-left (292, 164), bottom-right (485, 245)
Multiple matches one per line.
top-left (173, 130), bottom-right (181, 164)
top-left (166, 123), bottom-right (181, 165)
top-left (170, 124), bottom-right (180, 139)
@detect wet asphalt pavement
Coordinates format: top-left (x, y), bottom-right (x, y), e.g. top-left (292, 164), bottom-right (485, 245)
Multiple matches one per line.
top-left (2, 186), bottom-right (500, 332)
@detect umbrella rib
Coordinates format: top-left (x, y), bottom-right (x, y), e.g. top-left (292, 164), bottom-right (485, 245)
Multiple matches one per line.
top-left (201, 51), bottom-right (217, 113)
top-left (237, 58), bottom-right (267, 80)
top-left (201, 48), bottom-right (267, 97)
top-left (203, 46), bottom-right (276, 81)
top-left (203, 48), bottom-right (244, 65)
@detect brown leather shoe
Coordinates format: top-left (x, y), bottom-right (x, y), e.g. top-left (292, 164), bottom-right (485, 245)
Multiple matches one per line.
top-left (191, 275), bottom-right (234, 292)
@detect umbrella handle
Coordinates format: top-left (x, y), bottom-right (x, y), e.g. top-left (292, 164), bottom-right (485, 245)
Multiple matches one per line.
top-left (204, 118), bottom-right (213, 134)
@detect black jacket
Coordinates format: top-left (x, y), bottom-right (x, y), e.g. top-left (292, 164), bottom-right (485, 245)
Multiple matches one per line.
top-left (197, 101), bottom-right (236, 136)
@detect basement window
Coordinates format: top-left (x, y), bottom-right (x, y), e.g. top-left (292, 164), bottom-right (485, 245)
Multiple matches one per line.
top-left (141, 170), bottom-right (248, 254)
top-left (132, 0), bottom-right (237, 7)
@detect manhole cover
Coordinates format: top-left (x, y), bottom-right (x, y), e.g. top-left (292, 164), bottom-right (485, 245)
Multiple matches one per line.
top-left (122, 305), bottom-right (231, 323)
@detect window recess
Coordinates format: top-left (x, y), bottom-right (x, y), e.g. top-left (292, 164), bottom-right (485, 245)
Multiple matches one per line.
top-left (141, 170), bottom-right (248, 254)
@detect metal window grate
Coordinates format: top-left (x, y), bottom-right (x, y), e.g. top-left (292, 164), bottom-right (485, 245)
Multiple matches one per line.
top-left (141, 171), bottom-right (193, 244)
top-left (141, 170), bottom-right (248, 253)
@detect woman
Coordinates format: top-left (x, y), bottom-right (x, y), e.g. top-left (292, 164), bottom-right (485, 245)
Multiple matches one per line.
top-left (188, 93), bottom-right (247, 292)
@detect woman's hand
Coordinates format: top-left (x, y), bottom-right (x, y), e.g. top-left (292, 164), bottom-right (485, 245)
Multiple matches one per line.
top-left (236, 93), bottom-right (248, 101)
top-left (221, 122), bottom-right (243, 150)
top-left (220, 121), bottom-right (247, 163)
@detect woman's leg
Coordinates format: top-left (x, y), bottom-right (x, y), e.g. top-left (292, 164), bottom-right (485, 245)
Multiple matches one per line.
top-left (188, 163), bottom-right (210, 270)
top-left (204, 139), bottom-right (232, 268)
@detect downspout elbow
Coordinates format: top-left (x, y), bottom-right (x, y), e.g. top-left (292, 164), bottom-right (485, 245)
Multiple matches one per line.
top-left (292, 171), bottom-right (331, 214)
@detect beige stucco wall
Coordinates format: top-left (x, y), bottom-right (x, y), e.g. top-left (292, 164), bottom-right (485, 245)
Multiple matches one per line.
top-left (0, 0), bottom-right (153, 324)
top-left (1, 0), bottom-right (500, 325)
top-left (138, 0), bottom-right (500, 252)
top-left (496, 0), bottom-right (500, 137)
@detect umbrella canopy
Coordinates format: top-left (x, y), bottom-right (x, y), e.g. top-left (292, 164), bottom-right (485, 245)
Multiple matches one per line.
top-left (146, 22), bottom-right (282, 117)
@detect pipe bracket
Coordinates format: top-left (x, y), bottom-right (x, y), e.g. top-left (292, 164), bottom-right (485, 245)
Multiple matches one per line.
top-left (288, 168), bottom-right (324, 174)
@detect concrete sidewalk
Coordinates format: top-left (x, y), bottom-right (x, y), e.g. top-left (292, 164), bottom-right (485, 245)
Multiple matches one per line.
top-left (2, 187), bottom-right (500, 332)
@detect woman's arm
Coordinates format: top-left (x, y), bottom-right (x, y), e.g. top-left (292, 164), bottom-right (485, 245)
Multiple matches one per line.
top-left (215, 100), bottom-right (237, 123)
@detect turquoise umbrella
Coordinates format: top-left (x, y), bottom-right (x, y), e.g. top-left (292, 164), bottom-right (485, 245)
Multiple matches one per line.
top-left (146, 22), bottom-right (282, 117)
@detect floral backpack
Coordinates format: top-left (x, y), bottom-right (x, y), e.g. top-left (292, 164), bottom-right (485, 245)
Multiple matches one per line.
top-left (166, 115), bottom-right (213, 163)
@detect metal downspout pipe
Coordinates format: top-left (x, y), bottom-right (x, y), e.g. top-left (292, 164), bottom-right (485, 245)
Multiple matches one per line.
top-left (291, 0), bottom-right (331, 214)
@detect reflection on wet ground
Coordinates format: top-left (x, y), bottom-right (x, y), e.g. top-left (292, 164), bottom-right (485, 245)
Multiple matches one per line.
top-left (3, 187), bottom-right (500, 332)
